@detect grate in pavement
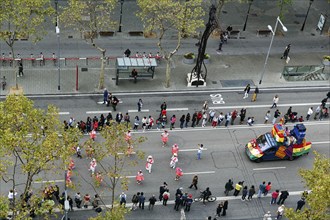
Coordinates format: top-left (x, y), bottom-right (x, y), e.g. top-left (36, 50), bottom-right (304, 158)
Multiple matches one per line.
top-left (212, 81), bottom-right (217, 84)
top-left (220, 79), bottom-right (255, 87)
top-left (295, 14), bottom-right (306, 17)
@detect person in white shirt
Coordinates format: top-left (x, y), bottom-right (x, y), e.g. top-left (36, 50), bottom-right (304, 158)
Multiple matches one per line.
top-left (306, 107), bottom-right (313, 121)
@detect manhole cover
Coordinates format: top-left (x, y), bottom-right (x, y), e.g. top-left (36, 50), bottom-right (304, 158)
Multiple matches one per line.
top-left (222, 11), bottom-right (227, 14)
top-left (295, 14), bottom-right (305, 17)
top-left (294, 21), bottom-right (300, 24)
top-left (220, 79), bottom-right (255, 87)
top-left (212, 81), bottom-right (217, 84)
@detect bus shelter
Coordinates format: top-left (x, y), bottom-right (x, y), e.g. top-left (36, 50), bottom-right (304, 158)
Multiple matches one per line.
top-left (115, 57), bottom-right (157, 85)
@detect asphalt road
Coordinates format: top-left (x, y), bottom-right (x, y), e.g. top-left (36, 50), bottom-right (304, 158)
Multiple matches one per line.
top-left (2, 89), bottom-right (329, 220)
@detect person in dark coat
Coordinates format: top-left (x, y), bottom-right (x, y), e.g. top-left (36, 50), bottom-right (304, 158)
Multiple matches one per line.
top-left (103, 88), bottom-right (108, 104)
top-left (174, 195), bottom-right (181, 211)
top-left (189, 175), bottom-right (198, 190)
top-left (281, 44), bottom-right (291, 59)
top-left (222, 200), bottom-right (228, 216)
top-left (224, 179), bottom-right (234, 196)
top-left (159, 182), bottom-right (167, 201)
top-left (296, 198), bottom-right (305, 211)
top-left (216, 202), bottom-right (223, 217)
top-left (277, 190), bottom-right (289, 205)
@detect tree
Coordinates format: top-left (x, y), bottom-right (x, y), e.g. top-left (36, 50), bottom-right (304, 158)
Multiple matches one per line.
top-left (285, 152), bottom-right (330, 220)
top-left (137, 0), bottom-right (205, 88)
top-left (60, 0), bottom-right (116, 90)
top-left (0, 0), bottom-right (54, 89)
top-left (81, 123), bottom-right (145, 219)
top-left (277, 0), bottom-right (293, 20)
top-left (0, 95), bottom-right (81, 219)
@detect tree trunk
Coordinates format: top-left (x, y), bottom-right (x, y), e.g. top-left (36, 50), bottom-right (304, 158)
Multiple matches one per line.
top-left (165, 59), bottom-right (171, 88)
top-left (98, 50), bottom-right (106, 90)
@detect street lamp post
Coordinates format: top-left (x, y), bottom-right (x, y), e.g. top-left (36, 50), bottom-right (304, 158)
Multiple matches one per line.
top-left (55, 0), bottom-right (61, 90)
top-left (301, 0), bottom-right (314, 31)
top-left (63, 170), bottom-right (69, 220)
top-left (259, 16), bottom-right (287, 85)
top-left (118, 0), bottom-right (124, 32)
top-left (243, 0), bottom-right (253, 31)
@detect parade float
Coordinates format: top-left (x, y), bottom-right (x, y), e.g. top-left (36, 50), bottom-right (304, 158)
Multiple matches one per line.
top-left (245, 124), bottom-right (311, 162)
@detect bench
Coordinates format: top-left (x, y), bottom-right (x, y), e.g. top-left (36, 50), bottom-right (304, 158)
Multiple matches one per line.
top-left (128, 31), bottom-right (144, 37)
top-left (116, 70), bottom-right (154, 85)
top-left (257, 29), bottom-right (272, 37)
top-left (228, 30), bottom-right (240, 39)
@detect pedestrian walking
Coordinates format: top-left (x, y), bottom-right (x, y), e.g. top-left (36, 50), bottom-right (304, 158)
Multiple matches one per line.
top-left (241, 186), bottom-right (248, 201)
top-left (179, 115), bottom-right (185, 129)
top-left (263, 211), bottom-right (272, 220)
top-left (103, 88), bottom-right (108, 104)
top-left (191, 112), bottom-right (197, 128)
top-left (276, 205), bottom-right (285, 219)
top-left (233, 181), bottom-right (243, 196)
top-left (174, 195), bottom-right (181, 211)
top-left (185, 113), bottom-right (190, 128)
top-left (231, 109), bottom-right (238, 125)
top-left (162, 190), bottom-right (170, 206)
top-left (202, 112), bottom-right (208, 127)
top-left (270, 190), bottom-right (279, 204)
top-left (296, 198), bottom-right (305, 211)
top-left (161, 130), bottom-right (169, 147)
top-left (111, 96), bottom-right (119, 111)
top-left (240, 108), bottom-right (246, 124)
top-left (147, 116), bottom-right (154, 130)
top-left (141, 116), bottom-right (147, 132)
top-left (243, 84), bottom-right (251, 99)
top-left (314, 105), bottom-right (321, 120)
top-left (175, 167), bottom-right (183, 181)
top-left (247, 185), bottom-right (255, 201)
top-left (271, 95), bottom-right (279, 108)
top-left (212, 115), bottom-right (218, 128)
top-left (106, 93), bottom-right (112, 107)
top-left (217, 33), bottom-right (224, 52)
top-left (222, 200), bottom-right (228, 216)
top-left (83, 194), bottom-right (91, 208)
top-left (124, 48), bottom-right (131, 57)
top-left (306, 107), bottom-right (313, 121)
top-left (251, 86), bottom-right (259, 102)
top-left (281, 44), bottom-right (291, 59)
top-left (170, 115), bottom-right (176, 130)
top-left (272, 109), bottom-right (281, 125)
top-left (196, 111), bottom-right (203, 126)
top-left (159, 182), bottom-right (167, 201)
top-left (224, 179), bottom-right (234, 196)
top-left (218, 112), bottom-right (225, 126)
top-left (277, 190), bottom-right (289, 205)
top-left (17, 61), bottom-right (24, 77)
top-left (131, 193), bottom-right (139, 210)
top-left (185, 194), bottom-right (193, 211)
top-left (133, 116), bottom-right (140, 130)
top-left (197, 144), bottom-right (203, 160)
top-left (139, 192), bottom-right (145, 209)
top-left (136, 170), bottom-right (144, 184)
top-left (189, 175), bottom-right (198, 190)
top-left (160, 102), bottom-right (167, 110)
top-left (145, 155), bottom-right (154, 173)
top-left (148, 195), bottom-right (157, 211)
top-left (119, 192), bottom-right (127, 207)
top-left (264, 182), bottom-right (272, 196)
top-left (74, 192), bottom-right (82, 208)
top-left (264, 110), bottom-right (271, 124)
top-left (89, 158), bottom-right (97, 176)
top-left (115, 112), bottom-right (123, 124)
top-left (247, 117), bottom-right (255, 126)
top-left (208, 109), bottom-right (216, 122)
top-left (257, 181), bottom-right (266, 198)
top-left (216, 202), bottom-right (223, 217)
top-left (124, 113), bottom-right (130, 128)
top-left (202, 101), bottom-right (209, 113)
top-left (137, 99), bottom-right (143, 112)
top-left (225, 112), bottom-right (231, 127)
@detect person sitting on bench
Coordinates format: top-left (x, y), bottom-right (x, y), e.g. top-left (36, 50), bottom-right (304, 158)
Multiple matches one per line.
top-left (131, 69), bottom-right (138, 83)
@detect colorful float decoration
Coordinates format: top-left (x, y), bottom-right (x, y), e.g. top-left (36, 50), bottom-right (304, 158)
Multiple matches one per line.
top-left (245, 124), bottom-right (311, 162)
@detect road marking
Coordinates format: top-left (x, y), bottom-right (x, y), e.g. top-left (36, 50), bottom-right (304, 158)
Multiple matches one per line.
top-left (312, 141), bottom-right (330, 145)
top-left (117, 152), bottom-right (136, 155)
top-left (59, 112), bottom-right (70, 115)
top-left (128, 109), bottom-right (150, 113)
top-left (210, 94), bottom-right (225, 104)
top-left (86, 110), bottom-right (112, 114)
top-left (166, 108), bottom-right (189, 111)
top-left (180, 148), bottom-right (208, 152)
top-left (253, 167), bottom-right (286, 171)
top-left (52, 190), bottom-right (310, 213)
top-left (184, 171), bottom-right (215, 175)
top-left (209, 102), bottom-right (327, 110)
top-left (34, 180), bottom-right (64, 184)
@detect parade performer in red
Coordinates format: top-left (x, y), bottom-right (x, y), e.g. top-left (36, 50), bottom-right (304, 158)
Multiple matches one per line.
top-left (161, 130), bottom-right (169, 147)
top-left (171, 144), bottom-right (179, 156)
top-left (68, 158), bottom-right (75, 170)
top-left (89, 158), bottom-right (97, 176)
top-left (146, 155), bottom-right (154, 173)
top-left (125, 130), bottom-right (132, 145)
top-left (136, 170), bottom-right (144, 184)
top-left (95, 171), bottom-right (103, 186)
top-left (90, 129), bottom-right (96, 141)
top-left (175, 167), bottom-right (183, 181)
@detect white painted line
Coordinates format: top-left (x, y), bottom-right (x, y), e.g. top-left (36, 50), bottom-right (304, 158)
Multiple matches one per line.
top-left (117, 152), bottom-right (136, 155)
top-left (86, 110), bottom-right (112, 114)
top-left (128, 109), bottom-right (150, 113)
top-left (166, 108), bottom-right (189, 111)
top-left (184, 171), bottom-right (215, 175)
top-left (312, 141), bottom-right (330, 145)
top-left (209, 102), bottom-right (327, 110)
top-left (180, 148), bottom-right (208, 152)
top-left (125, 176), bottom-right (136, 179)
top-left (253, 167), bottom-right (286, 171)
top-left (34, 180), bottom-right (64, 184)
top-left (59, 112), bottom-right (70, 115)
